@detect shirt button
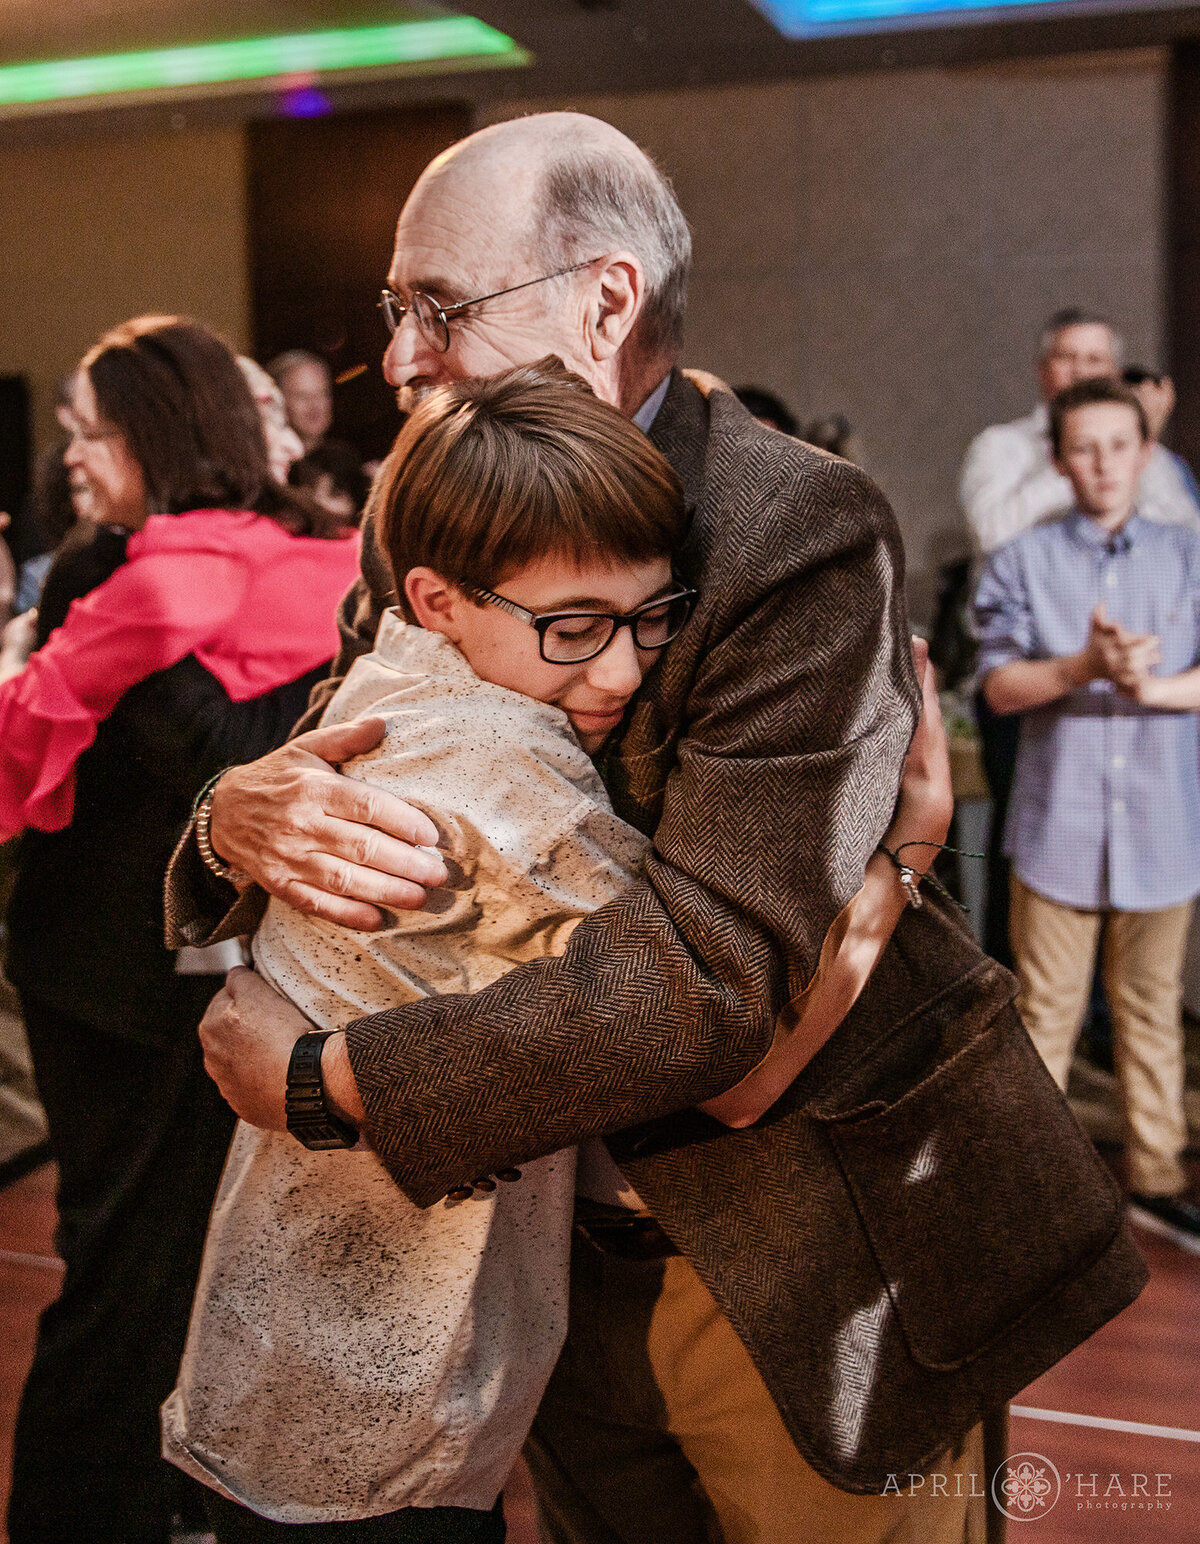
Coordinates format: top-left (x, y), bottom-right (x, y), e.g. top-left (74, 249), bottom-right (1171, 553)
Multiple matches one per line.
top-left (1105, 572), bottom-right (1118, 588)
top-left (1112, 755), bottom-right (1126, 769)
top-left (1112, 798), bottom-right (1125, 814)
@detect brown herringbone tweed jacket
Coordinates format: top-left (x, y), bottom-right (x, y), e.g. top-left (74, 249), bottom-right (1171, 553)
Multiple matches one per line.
top-left (166, 371), bottom-right (1145, 1492)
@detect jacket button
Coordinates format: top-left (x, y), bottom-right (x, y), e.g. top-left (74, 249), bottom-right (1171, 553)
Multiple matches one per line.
top-left (472, 1176), bottom-right (497, 1193)
top-left (445, 1186), bottom-right (473, 1204)
top-left (497, 1168), bottom-right (522, 1183)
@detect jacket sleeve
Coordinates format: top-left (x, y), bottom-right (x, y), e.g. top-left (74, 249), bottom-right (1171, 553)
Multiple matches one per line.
top-left (345, 456), bottom-right (920, 1206)
top-left (0, 549), bottom-right (245, 841)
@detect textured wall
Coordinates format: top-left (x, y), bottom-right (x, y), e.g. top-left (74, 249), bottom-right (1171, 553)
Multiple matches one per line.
top-left (0, 60), bottom-right (1165, 619)
top-left (480, 50), bottom-right (1166, 619)
top-left (0, 125), bottom-right (248, 452)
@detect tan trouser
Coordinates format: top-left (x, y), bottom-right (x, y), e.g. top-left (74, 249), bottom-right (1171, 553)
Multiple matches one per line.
top-left (528, 1231), bottom-right (988, 1544)
top-left (1008, 874), bottom-right (1192, 1197)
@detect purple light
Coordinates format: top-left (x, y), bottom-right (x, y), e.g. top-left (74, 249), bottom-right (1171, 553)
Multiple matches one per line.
top-left (280, 84), bottom-right (332, 117)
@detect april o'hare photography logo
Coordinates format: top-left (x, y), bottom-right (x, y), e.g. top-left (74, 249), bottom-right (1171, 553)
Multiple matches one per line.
top-left (992, 1453), bottom-right (1062, 1522)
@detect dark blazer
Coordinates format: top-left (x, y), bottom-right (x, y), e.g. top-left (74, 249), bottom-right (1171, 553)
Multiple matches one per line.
top-left (166, 373), bottom-right (1145, 1489)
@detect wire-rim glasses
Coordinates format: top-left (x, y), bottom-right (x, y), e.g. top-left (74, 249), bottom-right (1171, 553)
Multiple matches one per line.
top-left (378, 257), bottom-right (604, 353)
top-left (466, 584), bottom-right (699, 665)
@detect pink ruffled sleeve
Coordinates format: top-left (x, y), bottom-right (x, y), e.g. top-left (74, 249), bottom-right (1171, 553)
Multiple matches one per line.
top-left (0, 547), bottom-right (247, 840)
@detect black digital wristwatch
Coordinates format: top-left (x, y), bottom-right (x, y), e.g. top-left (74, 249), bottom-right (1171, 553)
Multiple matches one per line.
top-left (285, 1031), bottom-right (359, 1150)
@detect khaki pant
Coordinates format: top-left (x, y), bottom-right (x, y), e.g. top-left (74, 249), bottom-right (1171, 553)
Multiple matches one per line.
top-left (1008, 875), bottom-right (1192, 1197)
top-left (527, 1230), bottom-right (988, 1544)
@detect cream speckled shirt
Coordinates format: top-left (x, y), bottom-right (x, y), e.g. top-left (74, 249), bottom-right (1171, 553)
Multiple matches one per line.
top-left (163, 615), bottom-right (648, 1521)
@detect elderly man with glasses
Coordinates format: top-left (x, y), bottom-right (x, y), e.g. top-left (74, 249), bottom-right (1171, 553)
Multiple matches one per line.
top-left (174, 113), bottom-right (1144, 1543)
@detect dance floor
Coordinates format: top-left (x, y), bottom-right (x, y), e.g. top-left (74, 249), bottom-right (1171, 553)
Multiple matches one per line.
top-left (1, 1154), bottom-right (1197, 1544)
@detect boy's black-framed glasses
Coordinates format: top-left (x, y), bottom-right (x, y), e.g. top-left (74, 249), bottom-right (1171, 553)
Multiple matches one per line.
top-left (465, 584), bottom-right (699, 665)
top-left (378, 257), bottom-right (604, 353)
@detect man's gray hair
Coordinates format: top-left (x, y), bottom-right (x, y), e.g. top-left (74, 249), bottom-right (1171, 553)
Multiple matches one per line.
top-left (1039, 307), bottom-right (1125, 366)
top-left (532, 144), bottom-right (692, 363)
top-left (267, 348), bottom-right (330, 385)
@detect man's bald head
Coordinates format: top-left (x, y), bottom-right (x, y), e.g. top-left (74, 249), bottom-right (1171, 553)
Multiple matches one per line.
top-left (414, 113), bottom-right (692, 365)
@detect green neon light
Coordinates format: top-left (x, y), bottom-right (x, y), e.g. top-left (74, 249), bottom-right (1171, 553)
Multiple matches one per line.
top-left (0, 18), bottom-right (528, 107)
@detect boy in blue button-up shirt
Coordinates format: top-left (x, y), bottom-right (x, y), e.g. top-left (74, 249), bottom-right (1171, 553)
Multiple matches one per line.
top-left (976, 374), bottom-right (1200, 1251)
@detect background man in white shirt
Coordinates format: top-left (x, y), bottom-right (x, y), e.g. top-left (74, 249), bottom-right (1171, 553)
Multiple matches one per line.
top-left (959, 307), bottom-right (1200, 560)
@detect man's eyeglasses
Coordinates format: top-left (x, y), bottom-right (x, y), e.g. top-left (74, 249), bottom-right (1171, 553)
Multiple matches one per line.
top-left (378, 258), bottom-right (603, 354)
top-left (465, 585), bottom-right (699, 665)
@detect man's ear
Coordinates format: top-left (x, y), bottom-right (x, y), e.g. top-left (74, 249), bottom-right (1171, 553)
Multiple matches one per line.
top-left (404, 567), bottom-right (463, 640)
top-left (587, 252), bottom-right (645, 362)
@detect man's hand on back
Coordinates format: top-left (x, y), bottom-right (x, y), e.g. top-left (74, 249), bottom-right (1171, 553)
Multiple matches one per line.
top-left (208, 717), bottom-right (449, 930)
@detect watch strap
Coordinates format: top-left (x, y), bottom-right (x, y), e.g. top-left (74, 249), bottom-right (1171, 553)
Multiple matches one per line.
top-left (286, 1030), bottom-right (359, 1150)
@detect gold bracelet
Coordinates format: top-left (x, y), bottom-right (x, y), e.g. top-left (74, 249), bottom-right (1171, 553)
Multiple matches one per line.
top-left (195, 786), bottom-right (249, 888)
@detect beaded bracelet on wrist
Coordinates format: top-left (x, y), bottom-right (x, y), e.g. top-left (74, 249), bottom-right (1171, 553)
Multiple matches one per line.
top-left (193, 770), bottom-right (249, 888)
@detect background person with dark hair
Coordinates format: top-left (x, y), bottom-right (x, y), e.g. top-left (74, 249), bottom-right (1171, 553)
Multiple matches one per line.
top-left (732, 384), bottom-right (798, 436)
top-left (290, 438), bottom-right (371, 529)
top-left (0, 315), bottom-right (361, 1544)
top-left (1122, 363), bottom-right (1200, 508)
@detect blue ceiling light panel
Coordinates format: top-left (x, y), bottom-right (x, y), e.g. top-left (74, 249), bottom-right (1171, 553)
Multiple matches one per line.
top-left (751, 0), bottom-right (1154, 35)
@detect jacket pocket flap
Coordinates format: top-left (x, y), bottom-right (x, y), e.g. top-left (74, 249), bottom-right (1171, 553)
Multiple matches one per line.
top-left (810, 971), bottom-right (1123, 1370)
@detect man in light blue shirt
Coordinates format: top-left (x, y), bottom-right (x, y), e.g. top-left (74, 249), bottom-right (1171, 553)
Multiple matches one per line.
top-left (976, 374), bottom-right (1200, 1251)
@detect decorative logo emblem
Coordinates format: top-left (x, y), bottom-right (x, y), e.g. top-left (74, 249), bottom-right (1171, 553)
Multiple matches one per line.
top-left (992, 1453), bottom-right (1062, 1522)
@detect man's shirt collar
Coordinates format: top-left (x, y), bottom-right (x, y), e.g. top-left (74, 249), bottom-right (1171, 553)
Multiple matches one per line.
top-left (632, 374), bottom-right (672, 435)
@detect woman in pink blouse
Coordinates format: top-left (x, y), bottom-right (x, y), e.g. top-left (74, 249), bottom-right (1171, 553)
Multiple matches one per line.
top-left (3, 316), bottom-right (361, 1544)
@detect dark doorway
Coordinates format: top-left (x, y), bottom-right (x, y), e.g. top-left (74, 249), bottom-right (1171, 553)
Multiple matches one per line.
top-left (0, 376), bottom-right (32, 556)
top-left (247, 102), bottom-right (471, 462)
top-left (1169, 45), bottom-right (1200, 477)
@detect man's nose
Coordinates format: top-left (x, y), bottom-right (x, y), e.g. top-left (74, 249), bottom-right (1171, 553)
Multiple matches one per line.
top-left (63, 436), bottom-right (83, 467)
top-left (382, 310), bottom-right (436, 387)
top-left (586, 626), bottom-right (644, 697)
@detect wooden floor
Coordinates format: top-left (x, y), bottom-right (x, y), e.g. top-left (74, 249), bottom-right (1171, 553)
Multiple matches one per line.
top-left (2, 1159), bottom-right (1198, 1544)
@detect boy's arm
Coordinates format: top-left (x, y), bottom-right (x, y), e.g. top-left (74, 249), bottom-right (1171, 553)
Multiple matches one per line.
top-left (976, 540), bottom-right (1102, 715)
top-left (1126, 667), bottom-right (1200, 710)
top-left (163, 510), bottom-right (437, 948)
top-left (985, 609), bottom-right (1162, 716)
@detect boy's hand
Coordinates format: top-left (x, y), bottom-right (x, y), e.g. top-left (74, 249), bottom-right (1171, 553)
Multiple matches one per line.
top-left (199, 967), bottom-right (312, 1130)
top-left (1079, 606), bottom-right (1160, 689)
top-left (890, 638), bottom-right (953, 866)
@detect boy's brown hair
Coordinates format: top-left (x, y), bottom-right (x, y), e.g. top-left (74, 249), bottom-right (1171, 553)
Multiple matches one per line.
top-left (375, 357), bottom-right (687, 607)
top-left (1049, 375), bottom-right (1149, 457)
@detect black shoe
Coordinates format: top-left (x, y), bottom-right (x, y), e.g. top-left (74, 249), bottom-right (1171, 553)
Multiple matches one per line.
top-left (1128, 1193), bottom-right (1200, 1256)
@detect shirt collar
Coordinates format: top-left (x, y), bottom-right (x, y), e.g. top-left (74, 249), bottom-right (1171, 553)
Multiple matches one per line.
top-left (632, 374), bottom-right (672, 435)
top-left (1066, 509), bottom-right (1145, 555)
top-left (374, 610), bottom-right (477, 678)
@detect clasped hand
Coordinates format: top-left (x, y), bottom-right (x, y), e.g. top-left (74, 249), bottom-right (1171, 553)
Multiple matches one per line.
top-left (1083, 605), bottom-right (1162, 702)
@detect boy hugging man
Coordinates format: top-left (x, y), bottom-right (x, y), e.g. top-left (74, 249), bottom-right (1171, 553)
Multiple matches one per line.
top-left (976, 374), bottom-right (1200, 1251)
top-left (163, 360), bottom-right (695, 1538)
